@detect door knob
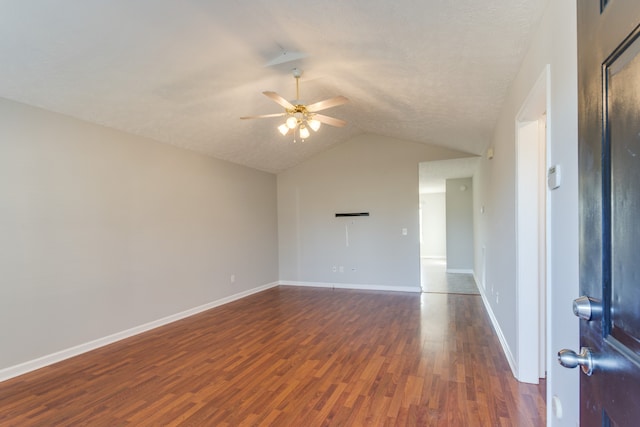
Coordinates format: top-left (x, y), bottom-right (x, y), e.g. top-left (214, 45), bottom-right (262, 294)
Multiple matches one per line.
top-left (558, 347), bottom-right (594, 375)
top-left (572, 296), bottom-right (602, 321)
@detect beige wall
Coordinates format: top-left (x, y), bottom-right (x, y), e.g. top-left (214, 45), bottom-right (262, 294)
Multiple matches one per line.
top-left (472, 0), bottom-right (579, 424)
top-left (0, 97), bottom-right (278, 371)
top-left (278, 133), bottom-right (471, 290)
top-left (420, 192), bottom-right (446, 258)
top-left (445, 177), bottom-right (473, 271)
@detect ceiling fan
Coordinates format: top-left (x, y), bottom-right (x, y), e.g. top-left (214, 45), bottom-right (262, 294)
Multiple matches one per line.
top-left (241, 68), bottom-right (348, 142)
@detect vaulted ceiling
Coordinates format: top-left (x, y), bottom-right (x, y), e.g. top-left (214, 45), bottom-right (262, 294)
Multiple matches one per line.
top-left (0, 1), bottom-right (548, 173)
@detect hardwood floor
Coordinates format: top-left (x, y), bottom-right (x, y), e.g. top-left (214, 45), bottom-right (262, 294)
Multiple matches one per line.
top-left (0, 286), bottom-right (545, 426)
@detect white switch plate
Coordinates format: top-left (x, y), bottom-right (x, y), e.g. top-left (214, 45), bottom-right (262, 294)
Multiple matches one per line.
top-left (402, 228), bottom-right (408, 236)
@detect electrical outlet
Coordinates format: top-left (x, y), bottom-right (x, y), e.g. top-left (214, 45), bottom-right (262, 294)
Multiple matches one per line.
top-left (332, 266), bottom-right (337, 272)
top-left (339, 266), bottom-right (344, 273)
top-left (230, 274), bottom-right (235, 284)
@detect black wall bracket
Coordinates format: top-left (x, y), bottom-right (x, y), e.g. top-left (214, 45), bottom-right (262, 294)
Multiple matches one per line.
top-left (335, 212), bottom-right (369, 217)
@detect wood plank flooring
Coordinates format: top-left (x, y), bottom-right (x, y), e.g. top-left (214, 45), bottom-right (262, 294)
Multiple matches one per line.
top-left (0, 286), bottom-right (546, 426)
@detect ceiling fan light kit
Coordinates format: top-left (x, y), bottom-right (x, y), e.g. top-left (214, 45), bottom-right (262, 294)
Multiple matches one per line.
top-left (299, 125), bottom-right (310, 139)
top-left (241, 68), bottom-right (348, 143)
top-left (286, 115), bottom-right (299, 129)
top-left (308, 119), bottom-right (321, 132)
top-left (278, 123), bottom-right (289, 135)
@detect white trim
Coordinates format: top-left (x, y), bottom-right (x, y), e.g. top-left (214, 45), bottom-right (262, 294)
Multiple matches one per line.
top-left (279, 281), bottom-right (422, 293)
top-left (477, 284), bottom-right (518, 378)
top-left (445, 268), bottom-right (474, 274)
top-left (514, 64), bottom-right (550, 385)
top-left (0, 281), bottom-right (279, 383)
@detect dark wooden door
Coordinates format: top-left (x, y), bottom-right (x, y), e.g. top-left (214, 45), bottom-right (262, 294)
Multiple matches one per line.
top-left (566, 1), bottom-right (640, 425)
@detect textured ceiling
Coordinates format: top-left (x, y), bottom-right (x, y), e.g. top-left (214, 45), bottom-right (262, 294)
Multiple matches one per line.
top-left (0, 1), bottom-right (547, 173)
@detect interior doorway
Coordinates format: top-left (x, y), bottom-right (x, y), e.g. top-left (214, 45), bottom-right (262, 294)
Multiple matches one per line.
top-left (418, 158), bottom-right (480, 294)
top-left (515, 66), bottom-right (549, 384)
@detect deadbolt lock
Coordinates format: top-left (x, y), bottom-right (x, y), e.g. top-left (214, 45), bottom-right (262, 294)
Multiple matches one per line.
top-left (572, 296), bottom-right (602, 321)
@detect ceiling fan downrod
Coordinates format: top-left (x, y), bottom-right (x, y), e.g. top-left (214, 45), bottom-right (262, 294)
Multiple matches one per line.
top-left (293, 68), bottom-right (302, 101)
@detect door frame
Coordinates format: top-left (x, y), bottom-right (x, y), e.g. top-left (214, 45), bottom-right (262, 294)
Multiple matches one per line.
top-left (515, 65), bottom-right (550, 384)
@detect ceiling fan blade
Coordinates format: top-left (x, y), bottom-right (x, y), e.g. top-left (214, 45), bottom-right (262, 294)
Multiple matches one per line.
top-left (240, 112), bottom-right (286, 120)
top-left (313, 114), bottom-right (347, 127)
top-left (263, 91), bottom-right (295, 110)
top-left (306, 96), bottom-right (349, 112)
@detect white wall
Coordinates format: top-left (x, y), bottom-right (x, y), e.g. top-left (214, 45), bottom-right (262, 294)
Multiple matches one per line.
top-left (445, 178), bottom-right (473, 271)
top-left (473, 0), bottom-right (579, 425)
top-left (0, 97), bottom-right (278, 373)
top-left (420, 192), bottom-right (446, 258)
top-left (278, 133), bottom-right (471, 291)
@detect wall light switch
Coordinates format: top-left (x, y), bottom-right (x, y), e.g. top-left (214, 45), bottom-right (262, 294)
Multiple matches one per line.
top-left (402, 228), bottom-right (408, 236)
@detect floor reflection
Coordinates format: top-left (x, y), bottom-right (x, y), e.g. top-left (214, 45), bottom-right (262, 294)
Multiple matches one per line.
top-left (420, 258), bottom-right (479, 294)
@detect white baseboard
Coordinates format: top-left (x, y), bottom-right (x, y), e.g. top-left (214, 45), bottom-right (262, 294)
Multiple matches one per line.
top-left (473, 272), bottom-right (484, 291)
top-left (446, 268), bottom-right (474, 274)
top-left (279, 281), bottom-right (421, 293)
top-left (477, 287), bottom-right (517, 378)
top-left (0, 281), bottom-right (279, 383)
